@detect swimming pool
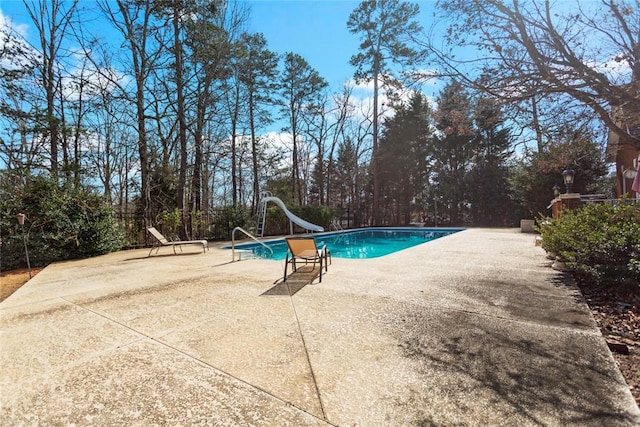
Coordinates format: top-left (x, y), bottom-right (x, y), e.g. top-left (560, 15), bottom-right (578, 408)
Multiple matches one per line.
top-left (228, 227), bottom-right (463, 260)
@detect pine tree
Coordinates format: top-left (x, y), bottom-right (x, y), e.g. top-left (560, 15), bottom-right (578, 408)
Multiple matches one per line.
top-left (469, 96), bottom-right (513, 226)
top-left (347, 0), bottom-right (424, 225)
top-left (432, 81), bottom-right (475, 225)
top-left (378, 92), bottom-right (432, 224)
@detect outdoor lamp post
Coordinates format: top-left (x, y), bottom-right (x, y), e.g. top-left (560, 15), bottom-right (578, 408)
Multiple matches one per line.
top-left (562, 169), bottom-right (575, 194)
top-left (16, 213), bottom-right (32, 279)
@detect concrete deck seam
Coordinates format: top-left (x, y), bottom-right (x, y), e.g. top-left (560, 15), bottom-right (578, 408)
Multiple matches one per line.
top-left (149, 334), bottom-right (335, 425)
top-left (62, 297), bottom-right (333, 425)
top-left (286, 282), bottom-right (329, 422)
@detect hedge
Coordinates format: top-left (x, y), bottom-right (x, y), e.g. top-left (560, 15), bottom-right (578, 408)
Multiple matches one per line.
top-left (537, 201), bottom-right (640, 287)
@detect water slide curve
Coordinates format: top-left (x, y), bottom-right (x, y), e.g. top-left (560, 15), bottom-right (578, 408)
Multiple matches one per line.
top-left (261, 196), bottom-right (324, 232)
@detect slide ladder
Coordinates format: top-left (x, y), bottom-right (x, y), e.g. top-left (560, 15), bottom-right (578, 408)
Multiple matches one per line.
top-left (256, 192), bottom-right (324, 237)
top-left (256, 192), bottom-right (270, 237)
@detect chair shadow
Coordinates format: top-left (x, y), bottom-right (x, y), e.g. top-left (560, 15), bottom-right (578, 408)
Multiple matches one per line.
top-left (123, 252), bottom-right (205, 261)
top-left (262, 266), bottom-right (321, 296)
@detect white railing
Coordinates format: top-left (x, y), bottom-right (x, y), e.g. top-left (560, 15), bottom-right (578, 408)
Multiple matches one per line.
top-left (231, 226), bottom-right (273, 261)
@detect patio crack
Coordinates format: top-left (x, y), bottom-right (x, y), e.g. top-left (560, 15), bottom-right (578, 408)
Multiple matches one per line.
top-left (286, 282), bottom-right (328, 421)
top-left (66, 297), bottom-right (333, 423)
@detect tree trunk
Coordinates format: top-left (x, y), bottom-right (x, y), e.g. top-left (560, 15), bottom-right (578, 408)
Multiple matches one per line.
top-left (174, 7), bottom-right (189, 239)
top-left (372, 57), bottom-right (380, 225)
top-left (249, 90), bottom-right (260, 215)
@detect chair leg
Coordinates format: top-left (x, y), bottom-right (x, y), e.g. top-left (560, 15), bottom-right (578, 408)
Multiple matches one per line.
top-left (284, 254), bottom-right (290, 282)
top-left (324, 250), bottom-right (330, 271)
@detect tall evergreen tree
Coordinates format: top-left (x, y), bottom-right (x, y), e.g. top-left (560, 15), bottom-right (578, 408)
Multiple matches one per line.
top-left (279, 53), bottom-right (327, 205)
top-left (378, 92), bottom-right (432, 225)
top-left (237, 33), bottom-right (279, 213)
top-left (184, 1), bottom-right (231, 215)
top-left (333, 137), bottom-right (366, 227)
top-left (347, 0), bottom-right (424, 225)
top-left (432, 81), bottom-right (475, 225)
top-left (468, 96), bottom-right (513, 226)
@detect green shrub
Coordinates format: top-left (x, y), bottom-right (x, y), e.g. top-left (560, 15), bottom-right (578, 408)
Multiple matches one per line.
top-left (213, 205), bottom-right (251, 240)
top-left (292, 204), bottom-right (339, 230)
top-left (0, 175), bottom-right (124, 271)
top-left (538, 201), bottom-right (640, 287)
top-left (157, 208), bottom-right (182, 240)
top-left (263, 204), bottom-right (340, 236)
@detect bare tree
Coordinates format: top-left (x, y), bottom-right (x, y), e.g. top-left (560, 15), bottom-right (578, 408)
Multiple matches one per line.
top-left (23, 0), bottom-right (79, 180)
top-left (0, 21), bottom-right (41, 176)
top-left (98, 0), bottom-right (161, 229)
top-left (428, 0), bottom-right (640, 149)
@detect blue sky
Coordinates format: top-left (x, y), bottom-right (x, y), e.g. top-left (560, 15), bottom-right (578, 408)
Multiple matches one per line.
top-left (0, 0), bottom-right (440, 94)
top-left (0, 0), bottom-right (443, 143)
top-left (246, 0), bottom-right (438, 91)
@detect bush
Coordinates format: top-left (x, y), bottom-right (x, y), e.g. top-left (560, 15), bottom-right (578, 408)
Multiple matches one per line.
top-left (0, 175), bottom-right (124, 271)
top-left (291, 204), bottom-right (339, 230)
top-left (264, 204), bottom-right (339, 236)
top-left (538, 201), bottom-right (640, 287)
top-left (212, 205), bottom-right (251, 240)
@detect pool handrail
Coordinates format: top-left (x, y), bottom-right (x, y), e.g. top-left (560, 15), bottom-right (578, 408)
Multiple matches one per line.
top-left (231, 226), bottom-right (274, 261)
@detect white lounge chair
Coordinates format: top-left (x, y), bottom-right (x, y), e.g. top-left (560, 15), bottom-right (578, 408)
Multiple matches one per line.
top-left (147, 227), bottom-right (209, 257)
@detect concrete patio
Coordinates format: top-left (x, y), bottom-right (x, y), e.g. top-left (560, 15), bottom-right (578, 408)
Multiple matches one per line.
top-left (1, 228), bottom-right (639, 426)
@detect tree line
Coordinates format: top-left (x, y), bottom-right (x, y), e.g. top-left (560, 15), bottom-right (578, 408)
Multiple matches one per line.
top-left (1, 0), bottom-right (636, 243)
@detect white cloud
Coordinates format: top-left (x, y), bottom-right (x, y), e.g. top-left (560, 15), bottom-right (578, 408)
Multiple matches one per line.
top-left (61, 51), bottom-right (131, 101)
top-left (0, 9), bottom-right (39, 70)
top-left (0, 9), bottom-right (29, 39)
top-left (1, 9), bottom-right (129, 101)
top-left (590, 54), bottom-right (632, 84)
top-left (341, 76), bottom-right (425, 121)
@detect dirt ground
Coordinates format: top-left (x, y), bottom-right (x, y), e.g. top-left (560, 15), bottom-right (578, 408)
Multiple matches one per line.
top-left (0, 268), bottom-right (42, 302)
top-left (576, 279), bottom-right (640, 406)
top-left (0, 267), bottom-right (638, 407)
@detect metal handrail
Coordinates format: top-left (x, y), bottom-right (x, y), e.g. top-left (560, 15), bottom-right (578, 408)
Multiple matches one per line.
top-left (330, 220), bottom-right (344, 231)
top-left (231, 226), bottom-right (274, 261)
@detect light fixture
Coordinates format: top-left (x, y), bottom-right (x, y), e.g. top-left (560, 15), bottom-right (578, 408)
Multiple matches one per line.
top-left (562, 169), bottom-right (575, 194)
top-left (552, 184), bottom-right (560, 198)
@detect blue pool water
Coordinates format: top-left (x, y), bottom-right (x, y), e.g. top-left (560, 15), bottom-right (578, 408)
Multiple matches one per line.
top-left (229, 227), bottom-right (462, 260)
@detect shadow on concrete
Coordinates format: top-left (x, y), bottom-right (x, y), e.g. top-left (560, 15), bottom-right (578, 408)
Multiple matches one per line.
top-left (262, 266), bottom-right (321, 296)
top-left (124, 252), bottom-right (206, 261)
top-left (388, 272), bottom-right (636, 426)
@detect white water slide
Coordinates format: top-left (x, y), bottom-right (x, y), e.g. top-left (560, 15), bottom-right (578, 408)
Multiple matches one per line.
top-left (258, 196), bottom-right (324, 236)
